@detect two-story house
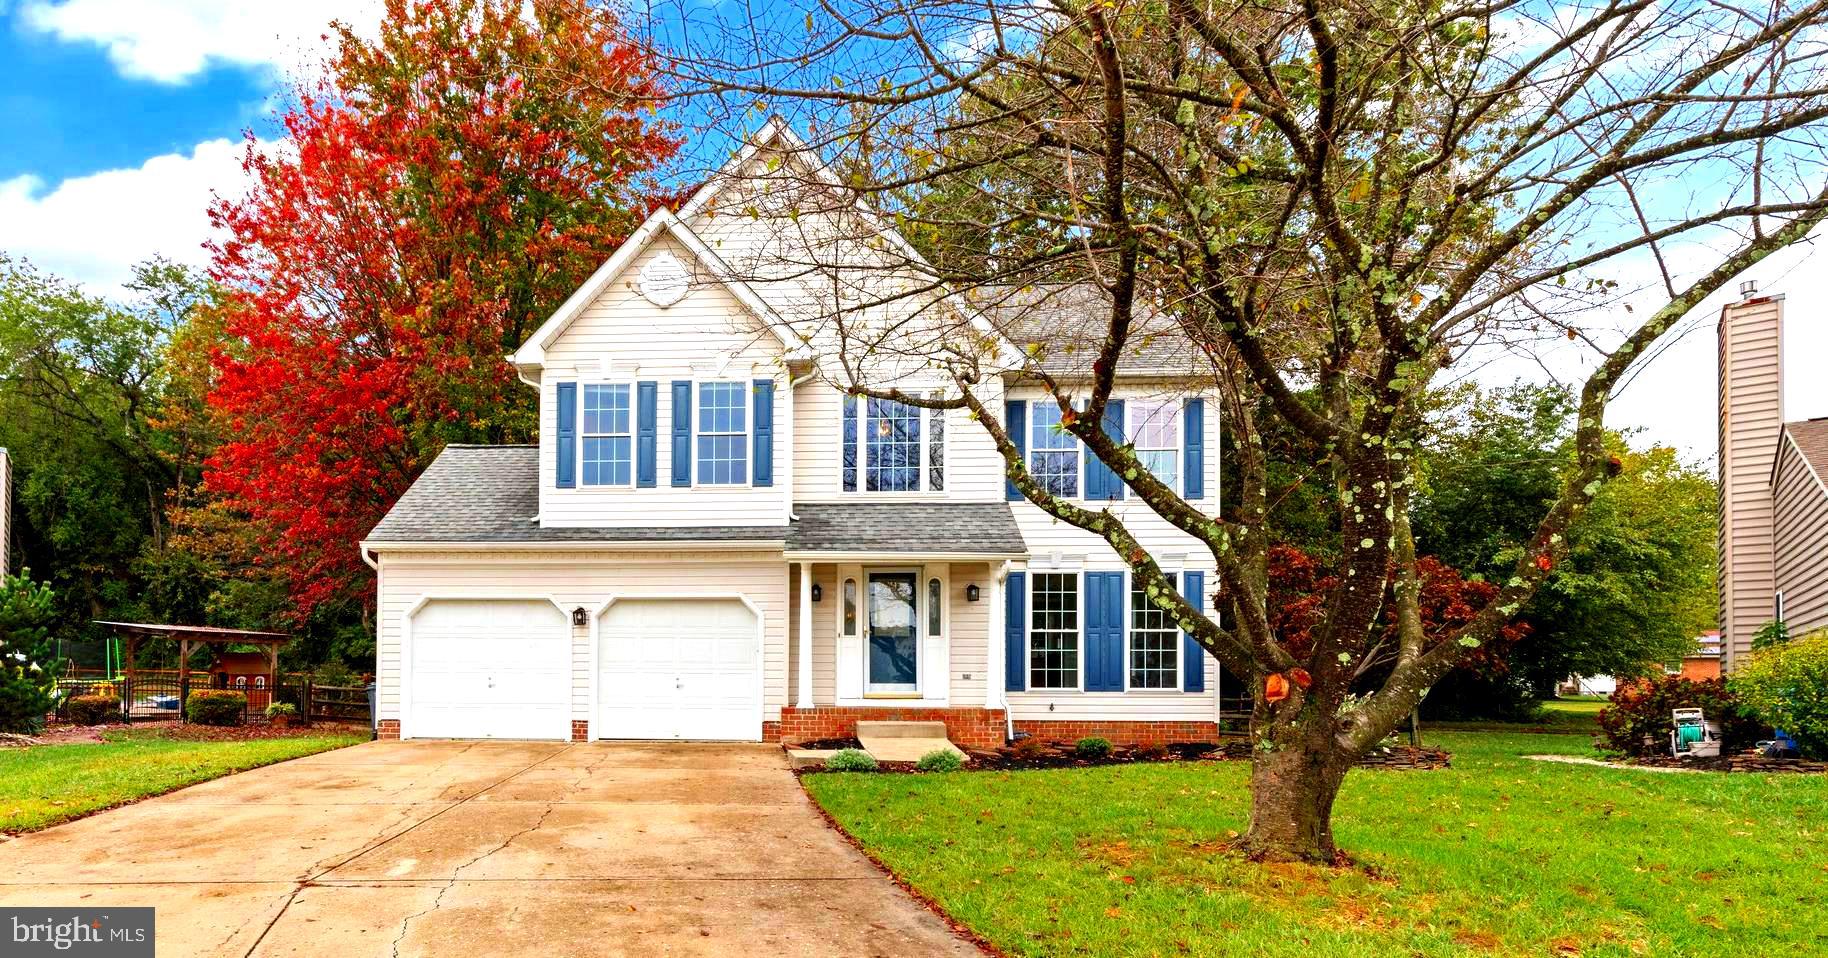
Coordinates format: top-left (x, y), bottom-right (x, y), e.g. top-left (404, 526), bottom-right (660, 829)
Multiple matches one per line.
top-left (359, 120), bottom-right (1225, 747)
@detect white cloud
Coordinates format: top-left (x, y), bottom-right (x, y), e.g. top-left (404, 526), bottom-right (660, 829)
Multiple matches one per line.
top-left (0, 137), bottom-right (262, 291)
top-left (19, 0), bottom-right (381, 84)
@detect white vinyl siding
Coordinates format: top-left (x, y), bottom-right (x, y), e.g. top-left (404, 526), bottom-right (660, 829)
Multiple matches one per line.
top-left (536, 238), bottom-right (789, 528)
top-left (1773, 432), bottom-right (1828, 637)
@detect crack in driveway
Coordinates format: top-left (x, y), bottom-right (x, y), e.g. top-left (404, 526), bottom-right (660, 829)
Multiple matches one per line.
top-left (240, 745), bottom-right (569, 958)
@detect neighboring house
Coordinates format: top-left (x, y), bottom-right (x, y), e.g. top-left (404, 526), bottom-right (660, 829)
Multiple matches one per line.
top-left (359, 121), bottom-right (1226, 746)
top-left (1676, 631), bottom-right (1723, 681)
top-left (1717, 287), bottom-right (1828, 670)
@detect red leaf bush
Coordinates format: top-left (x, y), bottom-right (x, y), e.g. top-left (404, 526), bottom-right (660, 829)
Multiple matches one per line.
top-left (1596, 675), bottom-right (1765, 757)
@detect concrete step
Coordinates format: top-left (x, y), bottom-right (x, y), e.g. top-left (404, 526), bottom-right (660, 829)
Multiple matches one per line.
top-left (855, 720), bottom-right (948, 739)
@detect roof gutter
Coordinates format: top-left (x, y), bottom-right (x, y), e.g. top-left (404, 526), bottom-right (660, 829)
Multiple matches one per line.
top-left (782, 550), bottom-right (1025, 562)
top-left (362, 538), bottom-right (789, 554)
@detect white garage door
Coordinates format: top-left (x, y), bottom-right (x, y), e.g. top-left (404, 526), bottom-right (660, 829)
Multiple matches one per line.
top-left (599, 598), bottom-right (760, 741)
top-left (408, 599), bottom-right (570, 740)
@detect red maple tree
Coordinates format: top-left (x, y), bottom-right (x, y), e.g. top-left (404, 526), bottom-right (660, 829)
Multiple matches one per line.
top-left (205, 0), bottom-right (675, 620)
top-left (1266, 545), bottom-right (1530, 678)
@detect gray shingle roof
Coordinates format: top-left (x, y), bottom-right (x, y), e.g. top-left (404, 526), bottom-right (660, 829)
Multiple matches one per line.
top-left (1786, 419), bottom-right (1828, 489)
top-left (365, 446), bottom-right (1026, 555)
top-left (364, 446), bottom-right (786, 544)
top-left (969, 283), bottom-right (1212, 379)
top-left (786, 502), bottom-right (1026, 555)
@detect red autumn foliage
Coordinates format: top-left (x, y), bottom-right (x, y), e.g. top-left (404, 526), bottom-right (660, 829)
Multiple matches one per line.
top-left (1265, 544), bottom-right (1529, 675)
top-left (205, 0), bottom-right (675, 620)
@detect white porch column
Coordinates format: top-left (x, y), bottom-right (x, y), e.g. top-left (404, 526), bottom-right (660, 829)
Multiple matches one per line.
top-left (796, 562), bottom-right (815, 709)
top-left (987, 563), bottom-right (1006, 710)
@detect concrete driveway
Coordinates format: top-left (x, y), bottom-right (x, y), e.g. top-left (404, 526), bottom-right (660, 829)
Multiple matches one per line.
top-left (0, 741), bottom-right (983, 957)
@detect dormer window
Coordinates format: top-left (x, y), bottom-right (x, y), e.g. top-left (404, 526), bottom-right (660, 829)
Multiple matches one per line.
top-left (696, 381), bottom-right (749, 484)
top-left (842, 394), bottom-right (946, 492)
top-left (582, 384), bottom-right (633, 486)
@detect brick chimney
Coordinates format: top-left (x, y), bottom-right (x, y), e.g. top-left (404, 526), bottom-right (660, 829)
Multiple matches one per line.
top-left (1717, 287), bottom-right (1783, 670)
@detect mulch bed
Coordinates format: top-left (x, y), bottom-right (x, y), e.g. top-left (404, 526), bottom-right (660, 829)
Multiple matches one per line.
top-left (1628, 750), bottom-right (1827, 774)
top-left (9, 721), bottom-right (365, 747)
top-left (790, 737), bottom-right (863, 750)
top-left (793, 737), bottom-right (1452, 773)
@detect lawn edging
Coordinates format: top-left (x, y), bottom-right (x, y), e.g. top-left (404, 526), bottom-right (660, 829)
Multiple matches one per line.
top-left (0, 727), bottom-right (369, 834)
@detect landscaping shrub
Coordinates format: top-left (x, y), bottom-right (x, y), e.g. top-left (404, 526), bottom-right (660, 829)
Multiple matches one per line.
top-left (0, 570), bottom-right (59, 734)
top-left (915, 749), bottom-right (964, 772)
top-left (1731, 629), bottom-right (1828, 758)
top-left (186, 690), bottom-right (248, 726)
top-left (265, 702), bottom-right (298, 723)
top-left (1075, 737), bottom-right (1113, 760)
top-left (64, 694), bottom-right (117, 726)
top-left (824, 748), bottom-right (878, 772)
top-left (1010, 736), bottom-right (1049, 761)
top-left (1596, 675), bottom-right (1764, 757)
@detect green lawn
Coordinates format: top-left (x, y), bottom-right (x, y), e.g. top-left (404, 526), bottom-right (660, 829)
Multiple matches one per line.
top-left (805, 731), bottom-right (1828, 957)
top-left (0, 728), bottom-right (368, 833)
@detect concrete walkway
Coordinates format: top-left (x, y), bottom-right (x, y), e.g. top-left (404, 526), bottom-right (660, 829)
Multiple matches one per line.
top-left (0, 741), bottom-right (983, 957)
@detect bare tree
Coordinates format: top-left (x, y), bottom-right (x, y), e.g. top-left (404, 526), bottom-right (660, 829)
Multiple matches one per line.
top-left (631, 0), bottom-right (1828, 861)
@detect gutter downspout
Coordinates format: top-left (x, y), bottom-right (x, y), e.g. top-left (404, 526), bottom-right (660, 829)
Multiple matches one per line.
top-left (998, 560), bottom-right (1014, 743)
top-left (358, 544), bottom-right (379, 570)
top-left (786, 369), bottom-right (819, 522)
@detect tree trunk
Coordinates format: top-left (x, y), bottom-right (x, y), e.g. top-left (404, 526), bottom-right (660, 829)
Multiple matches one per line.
top-left (1242, 736), bottom-right (1353, 863)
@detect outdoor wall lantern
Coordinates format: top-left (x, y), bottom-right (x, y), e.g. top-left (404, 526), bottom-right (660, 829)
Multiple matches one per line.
top-left (811, 584), bottom-right (823, 602)
top-left (965, 584), bottom-right (981, 603)
top-left (572, 607), bottom-right (589, 627)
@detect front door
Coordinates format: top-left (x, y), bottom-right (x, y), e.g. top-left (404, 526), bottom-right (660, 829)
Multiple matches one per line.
top-left (866, 571), bottom-right (920, 694)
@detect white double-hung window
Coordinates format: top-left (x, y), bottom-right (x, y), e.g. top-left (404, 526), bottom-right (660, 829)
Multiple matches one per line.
top-left (581, 384), bottom-right (633, 486)
top-left (1127, 577), bottom-right (1180, 689)
top-left (696, 381), bottom-right (749, 485)
top-left (1028, 402), bottom-right (1080, 497)
top-left (1128, 399), bottom-right (1181, 491)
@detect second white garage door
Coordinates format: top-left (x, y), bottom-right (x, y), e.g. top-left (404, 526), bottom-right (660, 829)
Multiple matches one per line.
top-left (408, 599), bottom-right (570, 740)
top-left (598, 598), bottom-right (760, 741)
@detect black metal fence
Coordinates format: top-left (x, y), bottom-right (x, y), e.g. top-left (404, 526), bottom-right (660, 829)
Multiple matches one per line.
top-left (55, 669), bottom-right (315, 724)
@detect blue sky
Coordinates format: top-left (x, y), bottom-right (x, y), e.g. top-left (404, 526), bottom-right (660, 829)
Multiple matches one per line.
top-left (0, 23), bottom-right (271, 184)
top-left (0, 0), bottom-right (1821, 461)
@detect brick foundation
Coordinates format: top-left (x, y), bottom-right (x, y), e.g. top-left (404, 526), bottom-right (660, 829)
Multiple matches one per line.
top-left (570, 720), bottom-right (589, 742)
top-left (1013, 719), bottom-right (1219, 745)
top-left (376, 719), bottom-right (400, 741)
top-left (776, 707), bottom-right (1007, 750)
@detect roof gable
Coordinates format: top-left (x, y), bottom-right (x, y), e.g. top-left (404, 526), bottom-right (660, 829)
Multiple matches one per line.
top-left (510, 208), bottom-right (803, 368)
top-left (1780, 419), bottom-right (1828, 500)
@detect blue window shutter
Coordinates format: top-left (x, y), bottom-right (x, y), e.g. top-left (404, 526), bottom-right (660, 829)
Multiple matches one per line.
top-left (1183, 399), bottom-right (1205, 499)
top-left (635, 381), bottom-right (658, 488)
top-left (670, 381), bottom-right (692, 487)
top-left (1183, 571), bottom-right (1206, 692)
top-left (1005, 400), bottom-right (1027, 502)
top-left (1086, 400), bottom-right (1125, 500)
top-left (1004, 571), bottom-right (1027, 692)
top-left (1085, 572), bottom-right (1124, 691)
top-left (752, 378), bottom-right (775, 487)
top-left (555, 382), bottom-right (577, 489)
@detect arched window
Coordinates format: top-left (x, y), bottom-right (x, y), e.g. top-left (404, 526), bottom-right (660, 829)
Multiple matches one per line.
top-left (254, 675), bottom-right (267, 689)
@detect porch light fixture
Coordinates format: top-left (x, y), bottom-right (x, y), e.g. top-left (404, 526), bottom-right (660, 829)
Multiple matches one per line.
top-left (571, 607), bottom-right (589, 627)
top-left (965, 584), bottom-right (981, 602)
top-left (811, 583), bottom-right (823, 602)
